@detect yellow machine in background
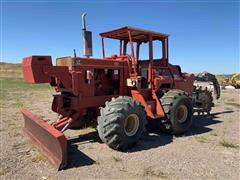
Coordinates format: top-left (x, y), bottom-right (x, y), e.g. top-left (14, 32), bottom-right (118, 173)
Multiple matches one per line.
top-left (222, 73), bottom-right (240, 88)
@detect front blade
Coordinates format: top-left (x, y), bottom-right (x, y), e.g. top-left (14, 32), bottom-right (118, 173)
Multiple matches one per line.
top-left (21, 109), bottom-right (67, 170)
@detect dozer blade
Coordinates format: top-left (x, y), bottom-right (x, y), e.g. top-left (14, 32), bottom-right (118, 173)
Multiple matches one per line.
top-left (21, 109), bottom-right (67, 170)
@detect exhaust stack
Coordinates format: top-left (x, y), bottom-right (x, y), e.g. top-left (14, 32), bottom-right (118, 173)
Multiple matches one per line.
top-left (82, 13), bottom-right (92, 58)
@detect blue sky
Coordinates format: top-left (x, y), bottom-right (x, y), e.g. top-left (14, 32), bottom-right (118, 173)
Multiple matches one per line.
top-left (1, 0), bottom-right (239, 74)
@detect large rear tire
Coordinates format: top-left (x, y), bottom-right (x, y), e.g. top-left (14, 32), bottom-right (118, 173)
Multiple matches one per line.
top-left (97, 96), bottom-right (146, 150)
top-left (160, 90), bottom-right (193, 135)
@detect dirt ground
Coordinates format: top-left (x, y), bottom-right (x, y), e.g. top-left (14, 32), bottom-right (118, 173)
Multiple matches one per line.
top-left (0, 77), bottom-right (240, 180)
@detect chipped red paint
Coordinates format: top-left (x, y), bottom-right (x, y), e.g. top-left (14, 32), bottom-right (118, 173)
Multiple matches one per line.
top-left (21, 109), bottom-right (67, 170)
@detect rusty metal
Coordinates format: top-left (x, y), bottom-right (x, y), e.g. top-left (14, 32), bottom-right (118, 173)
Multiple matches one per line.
top-left (21, 109), bottom-right (67, 170)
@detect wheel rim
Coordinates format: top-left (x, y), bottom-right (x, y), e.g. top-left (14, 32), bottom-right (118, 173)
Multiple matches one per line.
top-left (176, 105), bottom-right (188, 123)
top-left (124, 114), bottom-right (139, 136)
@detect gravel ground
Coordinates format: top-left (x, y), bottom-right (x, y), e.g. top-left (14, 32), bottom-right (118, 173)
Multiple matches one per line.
top-left (0, 79), bottom-right (239, 179)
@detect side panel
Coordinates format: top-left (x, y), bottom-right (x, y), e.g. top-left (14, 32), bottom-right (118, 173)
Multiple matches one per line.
top-left (174, 73), bottom-right (194, 95)
top-left (22, 56), bottom-right (52, 83)
top-left (51, 58), bottom-right (130, 117)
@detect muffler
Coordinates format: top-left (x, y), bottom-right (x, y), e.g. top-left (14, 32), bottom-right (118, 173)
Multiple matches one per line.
top-left (82, 13), bottom-right (92, 58)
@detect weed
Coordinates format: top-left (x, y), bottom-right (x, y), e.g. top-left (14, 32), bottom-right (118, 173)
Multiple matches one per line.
top-left (143, 166), bottom-right (167, 178)
top-left (15, 98), bottom-right (23, 108)
top-left (195, 135), bottom-right (208, 143)
top-left (94, 161), bottom-right (100, 165)
top-left (119, 168), bottom-right (126, 172)
top-left (228, 98), bottom-right (235, 102)
top-left (224, 107), bottom-right (233, 111)
top-left (112, 156), bottom-right (122, 162)
top-left (12, 141), bottom-right (28, 150)
top-left (8, 122), bottom-right (18, 129)
top-left (225, 102), bottom-right (240, 108)
top-left (214, 103), bottom-right (220, 107)
top-left (87, 146), bottom-right (94, 150)
top-left (0, 166), bottom-right (9, 176)
top-left (31, 153), bottom-right (47, 163)
top-left (13, 132), bottom-right (22, 137)
top-left (41, 176), bottom-right (53, 180)
top-left (219, 140), bottom-right (239, 148)
top-left (210, 132), bottom-right (218, 136)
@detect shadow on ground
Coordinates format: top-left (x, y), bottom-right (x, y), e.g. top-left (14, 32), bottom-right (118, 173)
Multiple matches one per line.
top-left (186, 110), bottom-right (234, 136)
top-left (65, 110), bottom-right (234, 168)
top-left (128, 111), bottom-right (232, 153)
top-left (66, 144), bottom-right (96, 169)
top-left (66, 135), bottom-right (99, 169)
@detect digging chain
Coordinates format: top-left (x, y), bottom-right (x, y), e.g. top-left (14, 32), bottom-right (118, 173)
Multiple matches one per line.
top-left (192, 86), bottom-right (214, 115)
top-left (195, 71), bottom-right (221, 99)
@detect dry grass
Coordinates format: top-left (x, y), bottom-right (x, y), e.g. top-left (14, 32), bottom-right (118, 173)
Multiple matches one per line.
top-left (225, 102), bottom-right (240, 109)
top-left (143, 166), bottom-right (167, 178)
top-left (210, 132), bottom-right (219, 136)
top-left (31, 153), bottom-right (47, 163)
top-left (219, 140), bottom-right (239, 149)
top-left (0, 77), bottom-right (50, 91)
top-left (12, 141), bottom-right (29, 150)
top-left (12, 132), bottom-right (22, 137)
top-left (224, 107), bottom-right (233, 111)
top-left (94, 161), bottom-right (100, 165)
top-left (112, 156), bottom-right (122, 162)
top-left (0, 63), bottom-right (22, 77)
top-left (195, 135), bottom-right (208, 143)
top-left (0, 166), bottom-right (10, 176)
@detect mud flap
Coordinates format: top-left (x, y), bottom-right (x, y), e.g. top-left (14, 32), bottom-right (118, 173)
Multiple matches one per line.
top-left (21, 109), bottom-right (67, 170)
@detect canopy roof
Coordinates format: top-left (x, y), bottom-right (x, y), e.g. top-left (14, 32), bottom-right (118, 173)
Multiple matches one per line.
top-left (99, 26), bottom-right (169, 42)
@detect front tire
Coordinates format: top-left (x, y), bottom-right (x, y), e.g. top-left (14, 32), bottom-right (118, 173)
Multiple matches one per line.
top-left (97, 96), bottom-right (146, 150)
top-left (160, 90), bottom-right (193, 135)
